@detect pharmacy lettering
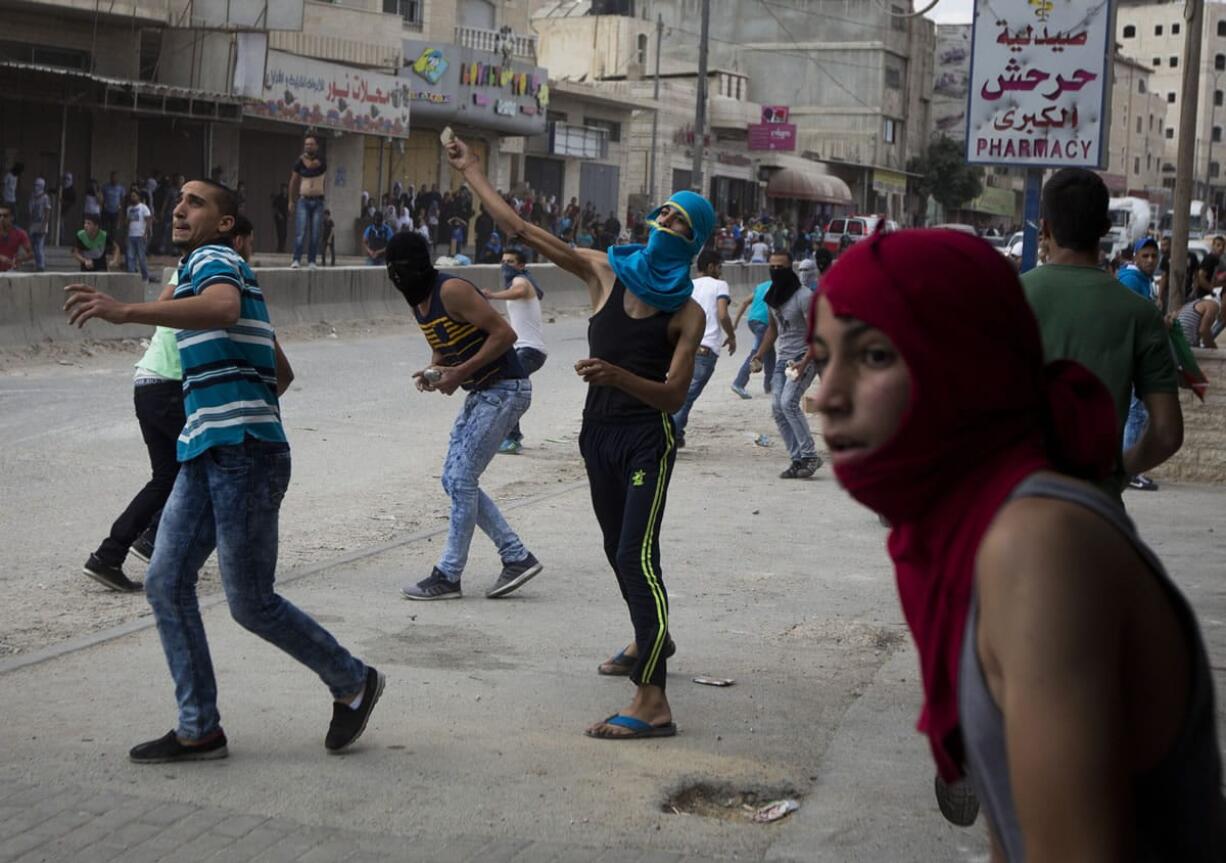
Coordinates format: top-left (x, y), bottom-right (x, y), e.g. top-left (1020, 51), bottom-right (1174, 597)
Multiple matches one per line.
top-left (248, 50), bottom-right (412, 138)
top-left (966, 0), bottom-right (1111, 168)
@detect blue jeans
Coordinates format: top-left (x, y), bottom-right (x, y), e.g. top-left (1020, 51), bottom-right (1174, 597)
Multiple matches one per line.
top-left (30, 232), bottom-right (46, 270)
top-left (1123, 390), bottom-right (1148, 455)
top-left (506, 348), bottom-right (547, 443)
top-left (671, 349), bottom-right (718, 437)
top-left (126, 235), bottom-right (150, 280)
top-left (438, 379), bottom-right (532, 580)
top-left (733, 319), bottom-right (776, 392)
top-left (771, 360), bottom-right (819, 461)
top-left (144, 440), bottom-right (366, 740)
top-left (293, 197), bottom-right (324, 264)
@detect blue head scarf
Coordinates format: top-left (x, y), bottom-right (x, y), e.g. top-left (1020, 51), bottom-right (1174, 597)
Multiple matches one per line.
top-left (606, 190), bottom-right (715, 312)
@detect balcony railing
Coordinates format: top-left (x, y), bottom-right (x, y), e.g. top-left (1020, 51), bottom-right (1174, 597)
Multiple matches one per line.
top-left (454, 26), bottom-right (537, 61)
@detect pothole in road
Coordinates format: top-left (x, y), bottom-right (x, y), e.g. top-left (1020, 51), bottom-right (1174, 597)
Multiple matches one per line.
top-left (661, 782), bottom-right (803, 823)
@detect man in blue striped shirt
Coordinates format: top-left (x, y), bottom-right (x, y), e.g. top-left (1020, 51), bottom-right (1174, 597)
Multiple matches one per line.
top-left (65, 179), bottom-right (383, 764)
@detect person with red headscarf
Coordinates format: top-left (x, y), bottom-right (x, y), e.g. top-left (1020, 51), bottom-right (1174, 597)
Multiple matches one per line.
top-left (808, 228), bottom-right (1224, 860)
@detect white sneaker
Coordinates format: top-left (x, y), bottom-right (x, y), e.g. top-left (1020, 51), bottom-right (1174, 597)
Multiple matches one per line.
top-left (290, 260), bottom-right (300, 269)
top-left (308, 262), bottom-right (318, 270)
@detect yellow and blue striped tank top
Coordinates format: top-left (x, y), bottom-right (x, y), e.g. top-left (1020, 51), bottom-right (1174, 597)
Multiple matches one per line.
top-left (413, 271), bottom-right (525, 390)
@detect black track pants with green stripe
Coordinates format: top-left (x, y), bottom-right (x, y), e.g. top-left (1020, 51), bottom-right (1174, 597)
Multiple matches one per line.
top-left (579, 413), bottom-right (677, 690)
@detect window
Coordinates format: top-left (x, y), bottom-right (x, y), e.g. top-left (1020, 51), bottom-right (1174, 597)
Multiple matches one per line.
top-left (1149, 115), bottom-right (1154, 131)
top-left (1217, 54), bottom-right (1226, 71)
top-left (884, 65), bottom-right (902, 89)
top-left (1136, 116), bottom-right (1143, 134)
top-left (1138, 77), bottom-right (1147, 94)
top-left (883, 118), bottom-right (898, 143)
top-left (1219, 20), bottom-right (1226, 37)
top-left (1147, 154), bottom-right (1152, 170)
top-left (1159, 119), bottom-right (1163, 133)
top-left (1163, 177), bottom-right (1176, 190)
top-left (1215, 126), bottom-right (1223, 143)
top-left (0, 40), bottom-right (89, 69)
top-left (636, 33), bottom-right (647, 65)
top-left (1169, 56), bottom-right (1178, 68)
top-left (1123, 24), bottom-right (1136, 38)
top-left (1168, 92), bottom-right (1176, 103)
top-left (828, 219), bottom-right (846, 235)
top-left (1172, 22), bottom-right (1180, 35)
top-left (1166, 128), bottom-right (1175, 139)
top-left (1155, 24), bottom-right (1163, 35)
top-left (1134, 157), bottom-right (1141, 175)
top-left (1218, 90), bottom-right (1225, 107)
top-left (584, 117), bottom-right (622, 142)
top-left (1153, 57), bottom-right (1161, 66)
top-left (383, 0), bottom-right (423, 27)
top-left (1213, 162), bottom-right (1221, 179)
top-left (891, 5), bottom-right (907, 31)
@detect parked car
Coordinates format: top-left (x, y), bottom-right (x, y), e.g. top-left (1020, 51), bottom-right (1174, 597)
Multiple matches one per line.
top-left (823, 215), bottom-right (898, 255)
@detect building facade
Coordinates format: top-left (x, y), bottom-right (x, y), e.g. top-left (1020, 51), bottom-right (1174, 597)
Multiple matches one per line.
top-left (1116, 0), bottom-right (1226, 216)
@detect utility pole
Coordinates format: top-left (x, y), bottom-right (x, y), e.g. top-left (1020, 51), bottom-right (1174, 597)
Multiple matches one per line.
top-left (1169, 0), bottom-right (1204, 312)
top-left (648, 13), bottom-right (663, 200)
top-left (690, 0), bottom-right (710, 195)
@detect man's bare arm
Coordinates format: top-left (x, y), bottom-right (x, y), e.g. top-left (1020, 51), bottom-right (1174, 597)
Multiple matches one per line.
top-left (484, 277), bottom-right (534, 302)
top-left (977, 500), bottom-right (1131, 862)
top-left (65, 282), bottom-right (240, 330)
top-left (446, 136), bottom-right (607, 307)
top-left (754, 317), bottom-right (779, 360)
top-left (273, 339), bottom-right (294, 396)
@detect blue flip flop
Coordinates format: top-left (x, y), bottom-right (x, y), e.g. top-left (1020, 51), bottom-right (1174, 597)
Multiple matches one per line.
top-left (585, 713), bottom-right (677, 740)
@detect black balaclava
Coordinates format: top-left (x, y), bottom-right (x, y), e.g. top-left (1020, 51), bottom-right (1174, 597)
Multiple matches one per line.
top-left (764, 263), bottom-right (801, 309)
top-left (386, 232), bottom-right (438, 306)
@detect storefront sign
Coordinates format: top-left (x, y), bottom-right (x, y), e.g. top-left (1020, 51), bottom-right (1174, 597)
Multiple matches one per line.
top-left (966, 0), bottom-right (1113, 167)
top-left (399, 39), bottom-right (547, 135)
top-left (243, 50), bottom-right (411, 137)
top-left (748, 122), bottom-right (796, 151)
top-left (761, 105), bottom-right (789, 124)
top-left (872, 168), bottom-right (908, 196)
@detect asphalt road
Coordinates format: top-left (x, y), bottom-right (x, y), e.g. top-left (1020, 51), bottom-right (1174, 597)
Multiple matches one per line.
top-left (0, 314), bottom-right (1222, 860)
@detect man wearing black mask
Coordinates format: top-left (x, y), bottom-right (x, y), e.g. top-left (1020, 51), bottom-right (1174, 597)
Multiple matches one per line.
top-left (752, 251), bottom-right (821, 478)
top-left (385, 232), bottom-right (543, 600)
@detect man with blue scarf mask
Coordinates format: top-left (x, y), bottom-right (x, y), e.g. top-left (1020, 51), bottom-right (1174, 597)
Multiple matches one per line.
top-left (446, 133), bottom-right (712, 741)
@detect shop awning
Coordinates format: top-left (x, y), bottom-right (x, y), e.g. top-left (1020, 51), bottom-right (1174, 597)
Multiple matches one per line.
top-left (0, 61), bottom-right (243, 123)
top-left (766, 168), bottom-right (853, 205)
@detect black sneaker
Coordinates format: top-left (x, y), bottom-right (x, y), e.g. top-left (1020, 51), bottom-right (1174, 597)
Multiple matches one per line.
top-left (934, 774), bottom-right (979, 827)
top-left (1128, 474), bottom-right (1159, 492)
top-left (326, 666), bottom-right (385, 753)
top-left (779, 461), bottom-right (803, 479)
top-left (401, 567), bottom-right (461, 600)
top-left (486, 552), bottom-right (543, 598)
top-left (130, 534), bottom-right (156, 564)
top-left (794, 456), bottom-right (823, 479)
top-left (129, 730), bottom-right (228, 764)
top-left (83, 555), bottom-right (142, 592)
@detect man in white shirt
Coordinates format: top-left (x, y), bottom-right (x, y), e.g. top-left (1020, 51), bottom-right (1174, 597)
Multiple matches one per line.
top-left (483, 248), bottom-right (549, 455)
top-left (125, 188), bottom-right (153, 281)
top-left (671, 249), bottom-right (736, 447)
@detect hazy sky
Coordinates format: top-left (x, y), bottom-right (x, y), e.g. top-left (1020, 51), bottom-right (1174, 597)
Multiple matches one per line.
top-left (925, 0), bottom-right (973, 24)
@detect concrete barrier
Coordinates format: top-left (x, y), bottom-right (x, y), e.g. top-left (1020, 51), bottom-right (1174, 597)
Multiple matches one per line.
top-left (2, 261), bottom-right (773, 350)
top-left (0, 272), bottom-right (151, 347)
top-left (1151, 348), bottom-right (1226, 486)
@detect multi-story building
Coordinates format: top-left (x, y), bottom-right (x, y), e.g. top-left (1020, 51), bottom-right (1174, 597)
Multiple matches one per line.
top-left (1106, 55), bottom-right (1169, 200)
top-left (1116, 0), bottom-right (1226, 215)
top-left (0, 0), bottom-right (551, 254)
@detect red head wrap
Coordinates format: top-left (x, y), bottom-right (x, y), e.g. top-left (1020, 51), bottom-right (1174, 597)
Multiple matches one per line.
top-left (813, 229), bottom-right (1117, 780)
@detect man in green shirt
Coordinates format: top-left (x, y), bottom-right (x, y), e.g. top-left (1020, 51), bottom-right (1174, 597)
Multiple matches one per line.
top-left (1021, 168), bottom-right (1183, 504)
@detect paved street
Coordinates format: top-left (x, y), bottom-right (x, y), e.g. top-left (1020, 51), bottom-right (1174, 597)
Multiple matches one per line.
top-left (1, 316), bottom-right (1223, 861)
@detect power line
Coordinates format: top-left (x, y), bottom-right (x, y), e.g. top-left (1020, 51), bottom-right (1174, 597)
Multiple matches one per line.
top-left (667, 25), bottom-right (894, 77)
top-left (754, 0), bottom-right (874, 106)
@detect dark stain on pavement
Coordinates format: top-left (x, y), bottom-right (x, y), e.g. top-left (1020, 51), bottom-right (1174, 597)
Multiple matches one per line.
top-left (364, 623), bottom-right (520, 670)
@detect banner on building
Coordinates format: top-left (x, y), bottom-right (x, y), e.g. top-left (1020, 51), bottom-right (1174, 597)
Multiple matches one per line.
top-left (749, 105), bottom-right (796, 151)
top-left (966, 0), bottom-right (1113, 168)
top-left (239, 49), bottom-right (412, 138)
top-left (933, 24), bottom-right (970, 140)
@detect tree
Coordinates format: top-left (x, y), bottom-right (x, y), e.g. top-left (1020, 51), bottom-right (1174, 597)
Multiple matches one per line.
top-left (908, 136), bottom-right (985, 213)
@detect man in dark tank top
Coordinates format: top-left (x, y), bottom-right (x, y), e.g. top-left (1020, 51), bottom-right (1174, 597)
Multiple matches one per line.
top-left (385, 232), bottom-right (543, 602)
top-left (444, 132), bottom-right (716, 740)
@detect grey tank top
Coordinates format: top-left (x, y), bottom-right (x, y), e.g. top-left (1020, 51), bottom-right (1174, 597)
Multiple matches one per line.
top-left (958, 473), bottom-right (1225, 861)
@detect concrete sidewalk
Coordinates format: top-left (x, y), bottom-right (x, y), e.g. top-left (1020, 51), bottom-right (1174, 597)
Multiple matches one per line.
top-left (1, 328), bottom-right (1223, 862)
